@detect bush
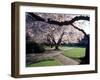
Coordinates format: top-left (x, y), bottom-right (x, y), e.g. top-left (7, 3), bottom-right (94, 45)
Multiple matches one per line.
top-left (26, 42), bottom-right (45, 54)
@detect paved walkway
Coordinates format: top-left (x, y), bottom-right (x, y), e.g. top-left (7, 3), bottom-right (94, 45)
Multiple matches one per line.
top-left (53, 53), bottom-right (79, 65)
top-left (27, 50), bottom-right (80, 65)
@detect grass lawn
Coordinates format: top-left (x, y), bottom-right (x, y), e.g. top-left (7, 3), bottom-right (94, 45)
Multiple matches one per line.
top-left (44, 45), bottom-right (86, 58)
top-left (26, 59), bottom-right (61, 67)
top-left (45, 46), bottom-right (74, 50)
top-left (27, 46), bottom-right (86, 67)
top-left (59, 46), bottom-right (74, 50)
top-left (62, 47), bottom-right (86, 58)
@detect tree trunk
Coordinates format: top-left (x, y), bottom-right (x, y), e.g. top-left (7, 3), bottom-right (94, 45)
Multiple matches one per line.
top-left (54, 32), bottom-right (64, 50)
top-left (80, 35), bottom-right (89, 64)
top-left (50, 43), bottom-right (53, 48)
top-left (71, 24), bottom-right (90, 64)
top-left (55, 44), bottom-right (59, 50)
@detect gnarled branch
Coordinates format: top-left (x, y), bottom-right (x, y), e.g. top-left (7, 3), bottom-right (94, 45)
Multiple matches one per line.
top-left (71, 23), bottom-right (87, 36)
top-left (28, 13), bottom-right (89, 26)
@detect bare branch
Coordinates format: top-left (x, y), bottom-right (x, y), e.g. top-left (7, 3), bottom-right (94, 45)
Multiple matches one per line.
top-left (28, 13), bottom-right (45, 21)
top-left (71, 23), bottom-right (87, 36)
top-left (28, 13), bottom-right (90, 26)
top-left (57, 31), bottom-right (65, 45)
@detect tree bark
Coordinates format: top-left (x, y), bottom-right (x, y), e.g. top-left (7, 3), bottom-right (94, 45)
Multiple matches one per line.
top-left (28, 13), bottom-right (90, 26)
top-left (54, 32), bottom-right (64, 50)
top-left (71, 23), bottom-right (87, 36)
top-left (80, 35), bottom-right (89, 64)
top-left (55, 44), bottom-right (59, 50)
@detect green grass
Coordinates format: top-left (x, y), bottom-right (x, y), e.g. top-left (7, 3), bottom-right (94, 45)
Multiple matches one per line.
top-left (62, 47), bottom-right (86, 58)
top-left (45, 45), bottom-right (73, 50)
top-left (59, 46), bottom-right (74, 50)
top-left (45, 46), bottom-right (54, 50)
top-left (27, 46), bottom-right (86, 67)
top-left (26, 59), bottom-right (61, 67)
top-left (44, 45), bottom-right (86, 58)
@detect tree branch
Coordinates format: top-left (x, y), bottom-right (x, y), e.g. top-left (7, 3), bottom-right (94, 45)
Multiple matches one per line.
top-left (47, 16), bottom-right (89, 26)
top-left (28, 13), bottom-right (45, 21)
top-left (27, 13), bottom-right (89, 35)
top-left (57, 31), bottom-right (65, 45)
top-left (48, 34), bottom-right (56, 44)
top-left (71, 23), bottom-right (87, 36)
top-left (28, 13), bottom-right (90, 26)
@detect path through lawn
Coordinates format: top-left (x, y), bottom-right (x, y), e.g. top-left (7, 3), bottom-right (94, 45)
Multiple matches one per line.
top-left (53, 53), bottom-right (79, 65)
top-left (26, 48), bottom-right (80, 67)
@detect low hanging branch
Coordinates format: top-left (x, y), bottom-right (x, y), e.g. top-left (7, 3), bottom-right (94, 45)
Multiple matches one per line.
top-left (47, 16), bottom-right (89, 26)
top-left (28, 13), bottom-right (45, 21)
top-left (71, 23), bottom-right (87, 36)
top-left (28, 13), bottom-right (89, 37)
top-left (28, 13), bottom-right (90, 26)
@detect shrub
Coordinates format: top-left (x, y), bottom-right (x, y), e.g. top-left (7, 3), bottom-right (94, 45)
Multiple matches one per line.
top-left (26, 41), bottom-right (45, 54)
